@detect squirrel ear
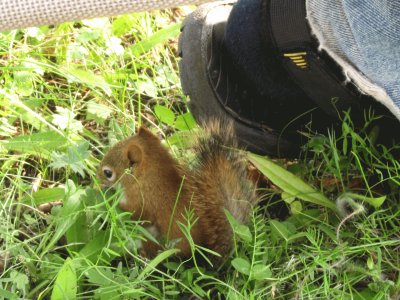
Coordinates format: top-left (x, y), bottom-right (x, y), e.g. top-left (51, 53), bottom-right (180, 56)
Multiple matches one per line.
top-left (137, 127), bottom-right (158, 140)
top-left (126, 143), bottom-right (142, 165)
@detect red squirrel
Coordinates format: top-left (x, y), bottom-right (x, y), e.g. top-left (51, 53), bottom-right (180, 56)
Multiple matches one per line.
top-left (98, 121), bottom-right (258, 260)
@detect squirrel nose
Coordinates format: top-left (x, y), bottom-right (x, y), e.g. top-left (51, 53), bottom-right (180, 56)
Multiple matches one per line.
top-left (101, 182), bottom-right (113, 189)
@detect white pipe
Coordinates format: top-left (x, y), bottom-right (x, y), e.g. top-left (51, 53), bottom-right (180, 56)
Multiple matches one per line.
top-left (0, 0), bottom-right (212, 32)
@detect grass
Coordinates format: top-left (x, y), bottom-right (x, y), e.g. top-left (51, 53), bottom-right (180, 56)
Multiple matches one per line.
top-left (0, 7), bottom-right (400, 300)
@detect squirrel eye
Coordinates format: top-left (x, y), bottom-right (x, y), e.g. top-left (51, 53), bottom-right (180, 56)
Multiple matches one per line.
top-left (102, 166), bottom-right (115, 181)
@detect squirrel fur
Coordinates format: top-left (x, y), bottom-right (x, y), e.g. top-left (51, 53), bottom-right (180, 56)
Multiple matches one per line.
top-left (98, 121), bottom-right (258, 260)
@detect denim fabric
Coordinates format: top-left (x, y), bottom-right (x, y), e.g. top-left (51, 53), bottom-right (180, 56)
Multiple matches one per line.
top-left (306, 0), bottom-right (400, 121)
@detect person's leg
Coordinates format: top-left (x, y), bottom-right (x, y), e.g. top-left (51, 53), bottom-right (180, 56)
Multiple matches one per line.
top-left (179, 0), bottom-right (400, 156)
top-left (307, 0), bottom-right (400, 121)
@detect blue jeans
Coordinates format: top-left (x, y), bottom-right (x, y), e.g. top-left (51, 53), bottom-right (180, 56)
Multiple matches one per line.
top-left (307, 0), bottom-right (400, 121)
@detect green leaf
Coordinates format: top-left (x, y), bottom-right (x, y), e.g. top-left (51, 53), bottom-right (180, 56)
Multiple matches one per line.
top-left (77, 28), bottom-right (101, 42)
top-left (290, 200), bottom-right (303, 214)
top-left (134, 75), bottom-right (158, 98)
top-left (112, 15), bottom-right (135, 37)
top-left (1, 131), bottom-right (68, 155)
top-left (270, 220), bottom-right (296, 242)
top-left (163, 261), bottom-right (180, 271)
top-left (13, 70), bottom-right (34, 96)
top-left (353, 288), bottom-right (379, 300)
top-left (65, 211), bottom-right (89, 252)
top-left (317, 224), bottom-right (337, 242)
top-left (67, 43), bottom-right (89, 61)
top-left (23, 213), bottom-right (38, 225)
top-left (21, 57), bottom-right (45, 75)
top-left (165, 291), bottom-right (181, 296)
top-left (281, 191), bottom-right (296, 204)
top-left (192, 285), bottom-right (207, 297)
top-left (85, 267), bottom-right (114, 286)
top-left (128, 23), bottom-right (181, 57)
top-left (50, 141), bottom-right (90, 177)
top-left (52, 106), bottom-right (83, 133)
top-left (21, 187), bottom-right (65, 205)
top-left (10, 270), bottom-right (29, 294)
top-left (181, 268), bottom-right (195, 286)
top-left (251, 264), bottom-right (272, 280)
top-left (231, 257), bottom-right (251, 275)
top-left (64, 67), bottom-right (112, 96)
top-left (235, 224), bottom-right (252, 243)
top-left (341, 193), bottom-right (386, 209)
top-left (137, 225), bottom-right (160, 245)
top-left (51, 258), bottom-right (77, 300)
top-left (307, 135), bottom-right (327, 153)
top-left (154, 105), bottom-right (175, 126)
top-left (137, 249), bottom-right (180, 281)
top-left (174, 113), bottom-right (196, 131)
top-left (289, 209), bottom-right (323, 229)
top-left (86, 100), bottom-right (113, 125)
top-left (154, 65), bottom-right (179, 87)
top-left (0, 288), bottom-right (17, 299)
top-left (367, 256), bottom-right (374, 270)
top-left (166, 130), bottom-right (196, 148)
top-left (15, 99), bottom-right (44, 130)
top-left (43, 185), bottom-right (86, 255)
top-left (248, 153), bottom-right (337, 211)
top-left (78, 230), bottom-right (114, 264)
top-left (224, 209), bottom-right (252, 242)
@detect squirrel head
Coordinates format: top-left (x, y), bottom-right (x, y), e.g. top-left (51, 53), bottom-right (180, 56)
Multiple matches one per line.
top-left (98, 127), bottom-right (159, 187)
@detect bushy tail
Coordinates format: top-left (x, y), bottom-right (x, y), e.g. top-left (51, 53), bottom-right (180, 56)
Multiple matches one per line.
top-left (194, 119), bottom-right (258, 223)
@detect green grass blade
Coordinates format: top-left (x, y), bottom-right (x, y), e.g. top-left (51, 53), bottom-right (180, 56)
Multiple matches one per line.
top-left (248, 153), bottom-right (338, 212)
top-left (1, 132), bottom-right (68, 155)
top-left (21, 188), bottom-right (65, 205)
top-left (128, 23), bottom-right (181, 57)
top-left (341, 192), bottom-right (386, 209)
top-left (136, 249), bottom-right (180, 281)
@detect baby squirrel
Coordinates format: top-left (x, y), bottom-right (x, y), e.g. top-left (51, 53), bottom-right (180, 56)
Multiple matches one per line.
top-left (98, 121), bottom-right (258, 260)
